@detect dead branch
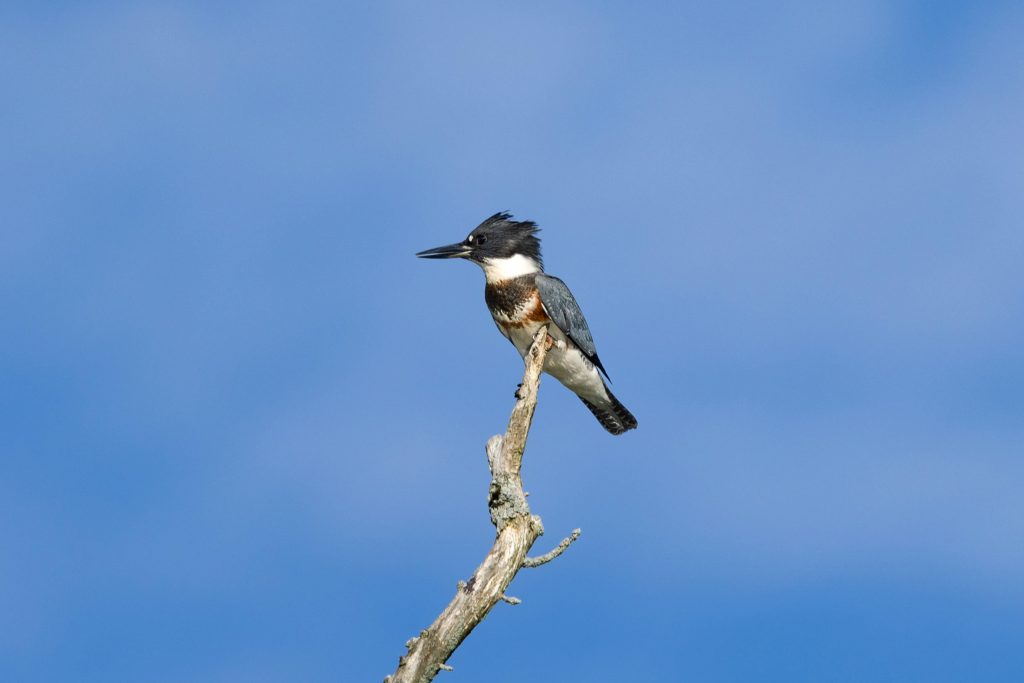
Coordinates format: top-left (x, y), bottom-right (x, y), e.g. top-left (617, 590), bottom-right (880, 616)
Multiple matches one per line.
top-left (522, 528), bottom-right (582, 568)
top-left (385, 325), bottom-right (581, 683)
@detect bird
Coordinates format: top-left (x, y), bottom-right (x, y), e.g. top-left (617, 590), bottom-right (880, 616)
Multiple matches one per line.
top-left (416, 212), bottom-right (637, 435)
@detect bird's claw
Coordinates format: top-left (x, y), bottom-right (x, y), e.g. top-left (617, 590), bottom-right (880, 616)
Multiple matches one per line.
top-left (544, 334), bottom-right (566, 351)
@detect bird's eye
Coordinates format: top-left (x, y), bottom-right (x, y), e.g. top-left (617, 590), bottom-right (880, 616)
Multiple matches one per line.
top-left (476, 235), bottom-right (487, 245)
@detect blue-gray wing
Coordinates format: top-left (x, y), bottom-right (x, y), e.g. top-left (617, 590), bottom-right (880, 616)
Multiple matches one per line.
top-left (535, 273), bottom-right (610, 379)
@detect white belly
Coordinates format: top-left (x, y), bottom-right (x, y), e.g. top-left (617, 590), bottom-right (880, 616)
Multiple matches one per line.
top-left (506, 322), bottom-right (609, 404)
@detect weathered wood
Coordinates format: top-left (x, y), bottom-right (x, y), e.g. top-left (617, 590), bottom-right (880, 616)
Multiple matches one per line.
top-left (386, 325), bottom-right (579, 683)
top-left (522, 528), bottom-right (582, 568)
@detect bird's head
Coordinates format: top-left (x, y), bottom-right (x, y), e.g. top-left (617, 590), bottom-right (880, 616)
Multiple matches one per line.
top-left (416, 212), bottom-right (543, 281)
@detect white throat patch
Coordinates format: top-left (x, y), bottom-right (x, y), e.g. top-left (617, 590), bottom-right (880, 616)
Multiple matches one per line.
top-left (480, 254), bottom-right (541, 282)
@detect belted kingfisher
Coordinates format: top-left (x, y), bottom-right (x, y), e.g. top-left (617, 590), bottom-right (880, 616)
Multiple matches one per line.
top-left (416, 212), bottom-right (638, 435)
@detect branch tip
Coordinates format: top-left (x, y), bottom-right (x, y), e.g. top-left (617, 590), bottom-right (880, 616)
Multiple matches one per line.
top-left (500, 594), bottom-right (522, 605)
top-left (522, 528), bottom-right (582, 568)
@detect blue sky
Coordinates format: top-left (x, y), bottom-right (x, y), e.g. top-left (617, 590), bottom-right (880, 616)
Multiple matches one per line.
top-left (2, 1), bottom-right (1023, 681)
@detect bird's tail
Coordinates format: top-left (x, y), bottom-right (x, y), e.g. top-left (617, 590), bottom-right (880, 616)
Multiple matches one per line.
top-left (580, 388), bottom-right (638, 436)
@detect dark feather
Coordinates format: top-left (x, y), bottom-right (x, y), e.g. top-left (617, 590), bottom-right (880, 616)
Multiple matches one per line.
top-left (535, 273), bottom-right (610, 380)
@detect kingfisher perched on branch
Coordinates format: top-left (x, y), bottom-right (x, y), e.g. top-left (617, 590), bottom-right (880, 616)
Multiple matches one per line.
top-left (416, 212), bottom-right (638, 435)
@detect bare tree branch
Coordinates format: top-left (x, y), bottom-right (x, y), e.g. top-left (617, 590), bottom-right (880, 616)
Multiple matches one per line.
top-left (385, 325), bottom-right (581, 683)
top-left (522, 528), bottom-right (582, 568)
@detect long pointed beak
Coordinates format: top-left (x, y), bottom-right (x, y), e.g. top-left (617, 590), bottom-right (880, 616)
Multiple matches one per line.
top-left (416, 241), bottom-right (472, 259)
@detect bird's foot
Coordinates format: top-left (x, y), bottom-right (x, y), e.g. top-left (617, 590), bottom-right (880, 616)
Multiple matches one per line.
top-left (514, 382), bottom-right (525, 400)
top-left (544, 334), bottom-right (566, 351)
